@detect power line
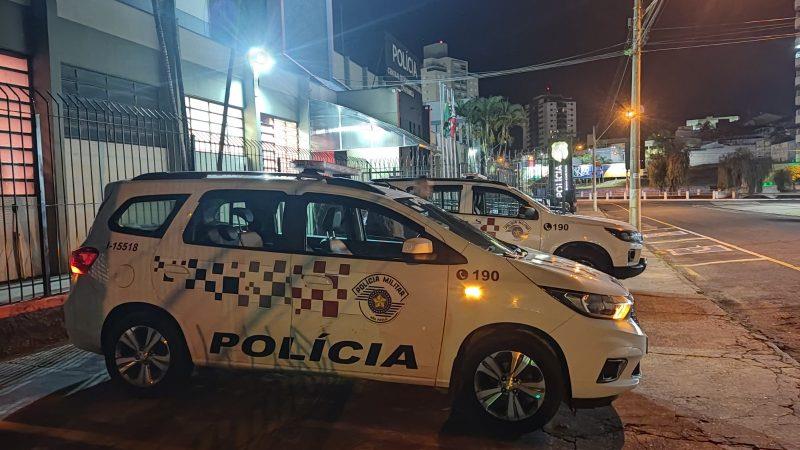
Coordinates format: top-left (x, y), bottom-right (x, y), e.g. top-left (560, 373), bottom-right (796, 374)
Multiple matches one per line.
top-left (652, 16), bottom-right (793, 31)
top-left (645, 32), bottom-right (796, 52)
top-left (648, 22), bottom-right (794, 44)
top-left (361, 45), bottom-right (628, 88)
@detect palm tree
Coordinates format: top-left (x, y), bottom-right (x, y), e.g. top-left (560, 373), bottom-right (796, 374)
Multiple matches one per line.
top-left (457, 96), bottom-right (526, 173)
top-left (495, 101), bottom-right (527, 159)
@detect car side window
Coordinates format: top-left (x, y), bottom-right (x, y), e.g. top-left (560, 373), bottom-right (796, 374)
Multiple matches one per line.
top-left (109, 194), bottom-right (188, 238)
top-left (473, 187), bottom-right (526, 218)
top-left (429, 186), bottom-right (461, 213)
top-left (183, 190), bottom-right (288, 251)
top-left (304, 196), bottom-right (423, 260)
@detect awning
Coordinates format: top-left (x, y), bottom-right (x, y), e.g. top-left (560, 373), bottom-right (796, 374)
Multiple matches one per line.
top-left (309, 100), bottom-right (429, 152)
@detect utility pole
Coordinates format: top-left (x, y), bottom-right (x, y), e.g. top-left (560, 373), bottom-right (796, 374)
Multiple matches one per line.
top-left (591, 125), bottom-right (598, 212)
top-left (628, 0), bottom-right (643, 229)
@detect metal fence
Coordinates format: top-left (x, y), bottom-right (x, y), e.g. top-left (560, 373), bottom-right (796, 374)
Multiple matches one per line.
top-left (0, 83), bottom-right (531, 305)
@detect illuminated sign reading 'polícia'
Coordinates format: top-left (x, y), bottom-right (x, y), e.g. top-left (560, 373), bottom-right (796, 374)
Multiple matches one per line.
top-left (384, 34), bottom-right (420, 81)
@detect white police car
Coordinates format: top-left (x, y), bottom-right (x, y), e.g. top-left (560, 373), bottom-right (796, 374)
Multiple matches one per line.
top-left (64, 171), bottom-right (646, 432)
top-left (376, 177), bottom-right (646, 279)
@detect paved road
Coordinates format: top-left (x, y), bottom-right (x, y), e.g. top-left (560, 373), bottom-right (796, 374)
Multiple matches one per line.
top-left (599, 200), bottom-right (800, 360)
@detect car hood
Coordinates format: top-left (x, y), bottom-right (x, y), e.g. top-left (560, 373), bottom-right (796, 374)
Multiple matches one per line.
top-left (508, 247), bottom-right (630, 296)
top-left (561, 214), bottom-right (636, 231)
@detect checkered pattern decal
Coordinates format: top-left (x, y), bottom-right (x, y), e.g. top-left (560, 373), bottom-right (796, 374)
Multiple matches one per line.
top-left (289, 260), bottom-right (353, 318)
top-left (153, 256), bottom-right (289, 308)
top-left (479, 217), bottom-right (500, 237)
top-left (152, 256), bottom-right (355, 318)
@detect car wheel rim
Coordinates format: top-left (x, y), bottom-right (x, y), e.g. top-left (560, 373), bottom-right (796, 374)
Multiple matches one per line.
top-left (114, 325), bottom-right (171, 387)
top-left (473, 350), bottom-right (546, 422)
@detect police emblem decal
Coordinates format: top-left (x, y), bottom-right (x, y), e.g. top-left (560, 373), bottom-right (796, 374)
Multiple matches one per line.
top-left (503, 220), bottom-right (532, 241)
top-left (353, 274), bottom-right (408, 323)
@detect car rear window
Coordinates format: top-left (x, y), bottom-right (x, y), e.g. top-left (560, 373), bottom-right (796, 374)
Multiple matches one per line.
top-left (109, 194), bottom-right (189, 238)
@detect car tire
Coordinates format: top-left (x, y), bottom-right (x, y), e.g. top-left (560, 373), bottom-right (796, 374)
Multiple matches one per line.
top-left (454, 331), bottom-right (565, 434)
top-left (558, 245), bottom-right (612, 274)
top-left (103, 311), bottom-right (192, 395)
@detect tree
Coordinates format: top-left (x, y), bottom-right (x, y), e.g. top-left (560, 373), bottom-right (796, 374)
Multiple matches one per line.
top-left (772, 168), bottom-right (793, 192)
top-left (645, 134), bottom-right (689, 192)
top-left (666, 148), bottom-right (690, 192)
top-left (718, 149), bottom-right (773, 194)
top-left (743, 156), bottom-right (773, 194)
top-left (646, 153), bottom-right (668, 190)
top-left (457, 96), bottom-right (526, 173)
top-left (494, 101), bottom-right (527, 159)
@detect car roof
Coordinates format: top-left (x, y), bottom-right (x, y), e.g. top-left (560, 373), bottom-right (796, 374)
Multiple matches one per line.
top-left (129, 171), bottom-right (414, 199)
top-left (374, 176), bottom-right (510, 188)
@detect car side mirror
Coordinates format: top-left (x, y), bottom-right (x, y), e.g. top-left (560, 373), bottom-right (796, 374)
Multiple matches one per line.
top-left (402, 237), bottom-right (435, 262)
top-left (519, 206), bottom-right (539, 220)
top-left (402, 237), bottom-right (433, 255)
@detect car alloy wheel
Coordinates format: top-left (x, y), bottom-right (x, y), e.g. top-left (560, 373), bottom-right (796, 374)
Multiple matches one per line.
top-left (114, 325), bottom-right (171, 387)
top-left (473, 350), bottom-right (546, 422)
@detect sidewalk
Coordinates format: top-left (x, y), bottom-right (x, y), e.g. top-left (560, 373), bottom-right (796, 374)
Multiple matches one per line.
top-left (580, 205), bottom-right (800, 448)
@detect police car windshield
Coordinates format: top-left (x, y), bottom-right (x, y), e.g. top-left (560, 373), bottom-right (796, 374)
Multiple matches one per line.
top-left (397, 197), bottom-right (516, 256)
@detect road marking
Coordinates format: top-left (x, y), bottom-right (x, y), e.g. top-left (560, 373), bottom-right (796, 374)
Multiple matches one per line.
top-left (648, 237), bottom-right (708, 244)
top-left (643, 230), bottom-right (688, 238)
top-left (667, 245), bottom-right (732, 256)
top-left (679, 257), bottom-right (767, 267)
top-left (681, 267), bottom-right (702, 278)
top-left (608, 204), bottom-right (800, 273)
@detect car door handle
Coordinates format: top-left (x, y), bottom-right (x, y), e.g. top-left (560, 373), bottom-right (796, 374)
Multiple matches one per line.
top-left (164, 264), bottom-right (190, 276)
top-left (303, 275), bottom-right (333, 290)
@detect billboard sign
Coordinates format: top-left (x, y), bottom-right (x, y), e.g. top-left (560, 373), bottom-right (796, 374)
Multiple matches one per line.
top-left (384, 33), bottom-right (420, 82)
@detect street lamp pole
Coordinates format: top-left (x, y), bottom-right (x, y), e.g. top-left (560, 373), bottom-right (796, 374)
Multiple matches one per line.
top-left (628, 0), bottom-right (643, 229)
top-left (592, 125), bottom-right (598, 212)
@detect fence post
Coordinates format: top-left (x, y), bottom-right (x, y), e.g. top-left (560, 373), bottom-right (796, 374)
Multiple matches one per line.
top-left (685, 190), bottom-right (689, 200)
top-left (643, 191), bottom-right (647, 200)
top-left (33, 114), bottom-right (52, 297)
top-left (605, 192), bottom-right (610, 200)
top-left (663, 192), bottom-right (667, 200)
top-left (623, 190), bottom-right (627, 200)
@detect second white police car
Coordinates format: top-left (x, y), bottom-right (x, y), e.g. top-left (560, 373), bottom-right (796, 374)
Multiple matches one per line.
top-left (376, 176), bottom-right (646, 279)
top-left (65, 171), bottom-right (646, 432)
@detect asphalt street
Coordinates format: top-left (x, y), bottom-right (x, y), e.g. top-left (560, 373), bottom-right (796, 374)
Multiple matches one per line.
top-left (599, 200), bottom-right (800, 361)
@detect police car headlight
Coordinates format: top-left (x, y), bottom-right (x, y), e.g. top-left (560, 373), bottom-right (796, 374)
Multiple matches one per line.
top-left (543, 287), bottom-right (633, 320)
top-left (605, 228), bottom-right (643, 243)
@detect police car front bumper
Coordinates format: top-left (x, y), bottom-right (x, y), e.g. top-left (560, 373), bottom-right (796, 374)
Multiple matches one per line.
top-left (613, 257), bottom-right (647, 279)
top-left (550, 313), bottom-right (646, 401)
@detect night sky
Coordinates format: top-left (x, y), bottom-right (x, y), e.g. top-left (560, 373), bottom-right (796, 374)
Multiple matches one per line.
top-left (334, 0), bottom-right (795, 141)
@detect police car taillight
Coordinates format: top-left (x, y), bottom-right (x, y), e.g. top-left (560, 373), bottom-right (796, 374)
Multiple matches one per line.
top-left (70, 247), bottom-right (99, 275)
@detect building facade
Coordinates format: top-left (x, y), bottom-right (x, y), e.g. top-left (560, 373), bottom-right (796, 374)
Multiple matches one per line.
top-left (420, 41), bottom-right (479, 104)
top-left (0, 0), bottom-right (428, 300)
top-left (526, 93), bottom-right (577, 151)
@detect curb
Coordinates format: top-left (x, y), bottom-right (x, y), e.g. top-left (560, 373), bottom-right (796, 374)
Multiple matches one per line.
top-left (0, 294), bottom-right (67, 320)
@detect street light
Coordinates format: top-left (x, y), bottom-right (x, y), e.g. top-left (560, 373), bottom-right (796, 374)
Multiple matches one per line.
top-left (247, 47), bottom-right (275, 76)
top-left (625, 109), bottom-right (637, 120)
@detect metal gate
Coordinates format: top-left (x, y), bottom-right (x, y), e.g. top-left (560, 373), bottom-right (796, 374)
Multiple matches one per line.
top-left (1, 81), bottom-right (187, 304)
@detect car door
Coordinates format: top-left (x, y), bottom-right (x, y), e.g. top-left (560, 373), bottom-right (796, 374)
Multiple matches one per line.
top-left (468, 186), bottom-right (543, 249)
top-left (285, 193), bottom-right (448, 384)
top-left (152, 189), bottom-right (295, 368)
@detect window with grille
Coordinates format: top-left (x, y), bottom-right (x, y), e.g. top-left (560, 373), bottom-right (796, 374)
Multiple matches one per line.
top-left (0, 53), bottom-right (34, 196)
top-left (60, 64), bottom-right (167, 146)
top-left (472, 187), bottom-right (527, 217)
top-left (185, 96), bottom-right (244, 155)
top-left (260, 113), bottom-right (299, 172)
top-left (61, 65), bottom-right (160, 108)
top-left (429, 186), bottom-right (462, 213)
